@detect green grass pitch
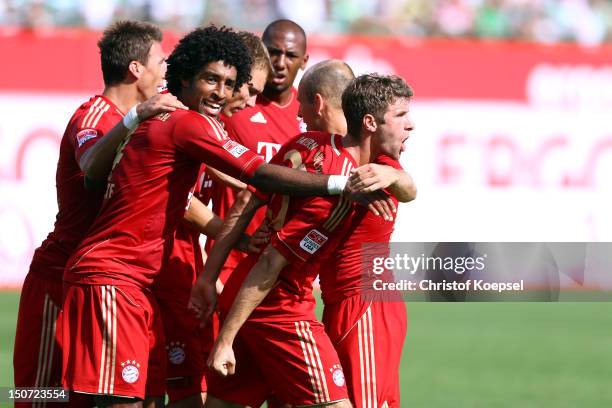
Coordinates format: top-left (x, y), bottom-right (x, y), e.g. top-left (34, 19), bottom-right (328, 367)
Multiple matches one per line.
top-left (1, 290), bottom-right (611, 406)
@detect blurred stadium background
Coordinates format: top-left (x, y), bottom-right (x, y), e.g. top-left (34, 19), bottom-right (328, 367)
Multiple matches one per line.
top-left (1, 0), bottom-right (611, 405)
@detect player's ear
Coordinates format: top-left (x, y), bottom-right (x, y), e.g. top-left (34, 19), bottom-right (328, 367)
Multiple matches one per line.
top-left (127, 60), bottom-right (143, 80)
top-left (314, 93), bottom-right (324, 116)
top-left (363, 114), bottom-right (377, 133)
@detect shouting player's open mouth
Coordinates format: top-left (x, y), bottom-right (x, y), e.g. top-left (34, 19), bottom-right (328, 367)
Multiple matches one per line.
top-left (400, 137), bottom-right (409, 152)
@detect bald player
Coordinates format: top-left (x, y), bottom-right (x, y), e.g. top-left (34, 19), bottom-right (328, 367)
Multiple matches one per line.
top-left (300, 61), bottom-right (415, 408)
top-left (208, 19), bottom-right (309, 286)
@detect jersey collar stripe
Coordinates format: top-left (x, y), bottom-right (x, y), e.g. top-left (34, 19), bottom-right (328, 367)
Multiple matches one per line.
top-left (295, 321), bottom-right (322, 403)
top-left (81, 97), bottom-right (102, 128)
top-left (330, 134), bottom-right (341, 156)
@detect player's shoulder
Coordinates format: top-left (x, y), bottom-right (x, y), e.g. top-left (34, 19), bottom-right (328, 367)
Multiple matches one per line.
top-left (71, 95), bottom-right (122, 131)
top-left (287, 131), bottom-right (346, 157)
top-left (374, 154), bottom-right (402, 170)
top-left (164, 109), bottom-right (227, 141)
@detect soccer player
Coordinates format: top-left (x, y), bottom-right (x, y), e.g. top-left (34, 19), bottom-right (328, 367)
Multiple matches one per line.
top-left (153, 31), bottom-right (274, 408)
top-left (12, 20), bottom-right (183, 407)
top-left (299, 62), bottom-right (416, 408)
top-left (197, 73), bottom-right (414, 408)
top-left (61, 26), bottom-right (385, 408)
top-left (208, 19), bottom-right (309, 285)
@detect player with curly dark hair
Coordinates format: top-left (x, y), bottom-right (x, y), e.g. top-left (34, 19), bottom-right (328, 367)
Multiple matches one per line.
top-left (165, 25), bottom-right (252, 117)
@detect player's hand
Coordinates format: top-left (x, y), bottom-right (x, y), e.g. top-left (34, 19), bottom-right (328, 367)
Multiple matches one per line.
top-left (188, 275), bottom-right (217, 327)
top-left (208, 342), bottom-right (236, 377)
top-left (347, 190), bottom-right (396, 221)
top-left (248, 221), bottom-right (271, 253)
top-left (136, 93), bottom-right (187, 121)
top-left (349, 163), bottom-right (399, 193)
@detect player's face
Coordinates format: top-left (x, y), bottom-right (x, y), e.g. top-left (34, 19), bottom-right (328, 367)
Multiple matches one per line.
top-left (374, 98), bottom-right (414, 160)
top-left (222, 66), bottom-right (268, 117)
top-left (181, 61), bottom-right (237, 117)
top-left (264, 30), bottom-right (308, 94)
top-left (297, 85), bottom-right (320, 131)
top-left (137, 42), bottom-right (167, 100)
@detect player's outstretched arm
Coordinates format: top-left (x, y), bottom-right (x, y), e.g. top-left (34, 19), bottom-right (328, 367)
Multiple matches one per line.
top-left (80, 93), bottom-right (186, 183)
top-left (249, 162), bottom-right (333, 196)
top-left (348, 163), bottom-right (417, 202)
top-left (208, 245), bottom-right (288, 377)
top-left (189, 190), bottom-right (264, 325)
top-left (249, 163), bottom-right (396, 218)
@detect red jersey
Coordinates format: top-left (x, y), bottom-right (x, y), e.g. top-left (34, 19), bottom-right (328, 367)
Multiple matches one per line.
top-left (28, 95), bottom-right (124, 281)
top-left (320, 156), bottom-right (402, 305)
top-left (64, 110), bottom-right (264, 289)
top-left (153, 165), bottom-right (209, 301)
top-left (219, 132), bottom-right (356, 322)
top-left (207, 88), bottom-right (303, 277)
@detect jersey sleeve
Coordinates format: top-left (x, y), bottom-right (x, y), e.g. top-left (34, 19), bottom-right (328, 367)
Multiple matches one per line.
top-left (72, 114), bottom-right (119, 163)
top-left (174, 113), bottom-right (264, 181)
top-left (270, 195), bottom-right (345, 265)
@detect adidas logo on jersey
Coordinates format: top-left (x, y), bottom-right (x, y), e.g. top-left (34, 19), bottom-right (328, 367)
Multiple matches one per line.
top-left (250, 111), bottom-right (267, 123)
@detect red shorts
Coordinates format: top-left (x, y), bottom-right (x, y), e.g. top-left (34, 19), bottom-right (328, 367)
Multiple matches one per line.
top-left (157, 296), bottom-right (218, 403)
top-left (61, 283), bottom-right (166, 399)
top-left (13, 273), bottom-right (64, 407)
top-left (207, 319), bottom-right (349, 406)
top-left (322, 295), bottom-right (407, 408)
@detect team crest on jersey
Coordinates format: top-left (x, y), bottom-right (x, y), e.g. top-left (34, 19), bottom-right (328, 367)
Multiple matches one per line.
top-left (330, 364), bottom-right (345, 387)
top-left (223, 140), bottom-right (249, 158)
top-left (76, 129), bottom-right (98, 147)
top-left (300, 229), bottom-right (328, 254)
top-left (166, 341), bottom-right (186, 365)
top-left (250, 111), bottom-right (267, 124)
top-left (120, 360), bottom-right (141, 384)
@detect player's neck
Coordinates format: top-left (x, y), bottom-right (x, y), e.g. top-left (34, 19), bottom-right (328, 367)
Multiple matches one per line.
top-left (102, 84), bottom-right (141, 115)
top-left (341, 133), bottom-right (372, 165)
top-left (322, 110), bottom-right (347, 135)
top-left (261, 87), bottom-right (293, 106)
